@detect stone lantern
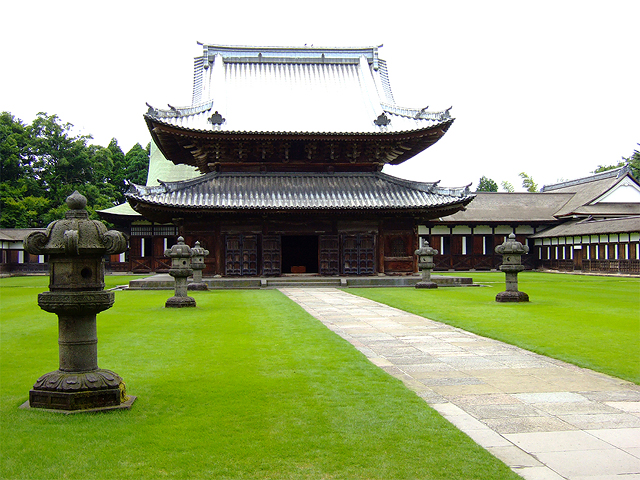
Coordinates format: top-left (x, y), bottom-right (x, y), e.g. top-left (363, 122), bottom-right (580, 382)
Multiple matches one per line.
top-left (495, 233), bottom-right (529, 302)
top-left (188, 241), bottom-right (209, 291)
top-left (22, 191), bottom-right (134, 412)
top-left (415, 241), bottom-right (438, 289)
top-left (164, 236), bottom-right (196, 307)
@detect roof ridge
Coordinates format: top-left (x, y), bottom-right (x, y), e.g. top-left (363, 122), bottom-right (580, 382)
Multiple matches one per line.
top-left (541, 166), bottom-right (628, 192)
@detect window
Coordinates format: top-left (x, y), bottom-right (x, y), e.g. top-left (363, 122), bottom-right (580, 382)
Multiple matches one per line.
top-left (141, 237), bottom-right (153, 258)
top-left (390, 237), bottom-right (406, 257)
top-left (441, 236), bottom-right (450, 255)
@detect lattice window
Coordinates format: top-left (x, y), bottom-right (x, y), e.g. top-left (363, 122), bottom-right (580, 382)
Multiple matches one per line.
top-left (131, 225), bottom-right (153, 236)
top-left (390, 237), bottom-right (406, 257)
top-left (154, 225), bottom-right (178, 236)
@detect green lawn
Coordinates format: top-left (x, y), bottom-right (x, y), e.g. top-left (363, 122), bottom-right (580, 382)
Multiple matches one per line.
top-left (349, 272), bottom-right (640, 384)
top-left (0, 276), bottom-right (518, 480)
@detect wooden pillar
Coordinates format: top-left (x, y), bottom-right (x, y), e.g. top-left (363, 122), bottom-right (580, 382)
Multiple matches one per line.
top-left (378, 222), bottom-right (385, 274)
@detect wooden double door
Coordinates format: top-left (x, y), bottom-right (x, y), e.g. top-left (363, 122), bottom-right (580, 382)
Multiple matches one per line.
top-left (224, 233), bottom-right (375, 276)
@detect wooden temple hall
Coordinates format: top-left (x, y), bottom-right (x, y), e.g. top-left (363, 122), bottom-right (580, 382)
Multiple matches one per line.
top-left (103, 44), bottom-right (474, 276)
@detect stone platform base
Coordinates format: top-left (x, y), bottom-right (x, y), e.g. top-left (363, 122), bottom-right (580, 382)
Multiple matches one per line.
top-left (131, 274), bottom-right (475, 290)
top-left (415, 281), bottom-right (438, 289)
top-left (165, 295), bottom-right (196, 307)
top-left (495, 290), bottom-right (529, 302)
top-left (20, 396), bottom-right (136, 414)
top-left (187, 282), bottom-right (208, 291)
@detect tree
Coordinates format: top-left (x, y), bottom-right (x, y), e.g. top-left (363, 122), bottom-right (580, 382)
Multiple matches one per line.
top-left (123, 142), bottom-right (149, 187)
top-left (593, 144), bottom-right (640, 179)
top-left (501, 181), bottom-right (514, 193)
top-left (476, 176), bottom-right (498, 192)
top-left (0, 112), bottom-right (29, 185)
top-left (519, 172), bottom-right (538, 192)
top-left (0, 111), bottom-right (149, 228)
top-left (107, 138), bottom-right (128, 201)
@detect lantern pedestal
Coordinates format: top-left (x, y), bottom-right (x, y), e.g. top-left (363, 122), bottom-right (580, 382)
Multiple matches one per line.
top-left (188, 241), bottom-right (209, 291)
top-left (495, 234), bottom-right (529, 303)
top-left (415, 243), bottom-right (438, 289)
top-left (22, 191), bottom-right (133, 412)
top-left (165, 237), bottom-right (196, 307)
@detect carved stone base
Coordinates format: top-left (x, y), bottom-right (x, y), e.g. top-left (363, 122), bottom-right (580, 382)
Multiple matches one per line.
top-left (25, 368), bottom-right (131, 411)
top-left (21, 396), bottom-right (136, 414)
top-left (495, 290), bottom-right (529, 302)
top-left (165, 295), bottom-right (196, 308)
top-left (187, 282), bottom-right (208, 291)
top-left (415, 281), bottom-right (438, 289)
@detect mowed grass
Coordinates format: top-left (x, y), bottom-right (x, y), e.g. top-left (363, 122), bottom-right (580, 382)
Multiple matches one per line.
top-left (349, 272), bottom-right (640, 384)
top-left (0, 276), bottom-right (519, 480)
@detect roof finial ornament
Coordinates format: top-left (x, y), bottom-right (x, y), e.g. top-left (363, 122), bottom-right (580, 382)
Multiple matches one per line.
top-left (208, 111), bottom-right (225, 125)
top-left (146, 102), bottom-right (157, 116)
top-left (374, 113), bottom-right (391, 126)
top-left (415, 107), bottom-right (429, 119)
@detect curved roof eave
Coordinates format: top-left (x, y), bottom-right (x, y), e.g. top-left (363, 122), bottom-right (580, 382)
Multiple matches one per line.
top-left (144, 114), bottom-right (454, 139)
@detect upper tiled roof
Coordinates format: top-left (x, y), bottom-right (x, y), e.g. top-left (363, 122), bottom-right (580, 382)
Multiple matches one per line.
top-left (145, 44), bottom-right (452, 136)
top-left (438, 192), bottom-right (573, 223)
top-left (126, 172), bottom-right (473, 212)
top-left (541, 166), bottom-right (636, 218)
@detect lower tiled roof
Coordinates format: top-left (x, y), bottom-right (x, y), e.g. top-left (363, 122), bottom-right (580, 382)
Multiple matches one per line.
top-left (126, 172), bottom-right (473, 211)
top-left (530, 216), bottom-right (640, 238)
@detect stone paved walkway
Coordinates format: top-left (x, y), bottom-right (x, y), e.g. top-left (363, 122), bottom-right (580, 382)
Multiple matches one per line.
top-left (279, 287), bottom-right (640, 480)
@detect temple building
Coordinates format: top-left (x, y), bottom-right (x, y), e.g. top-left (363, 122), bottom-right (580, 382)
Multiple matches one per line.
top-left (95, 43), bottom-right (640, 277)
top-left (422, 166), bottom-right (640, 274)
top-left (102, 44), bottom-right (474, 276)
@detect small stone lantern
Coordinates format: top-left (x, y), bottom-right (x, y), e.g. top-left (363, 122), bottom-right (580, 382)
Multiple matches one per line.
top-left (22, 191), bottom-right (134, 412)
top-left (164, 236), bottom-right (196, 307)
top-left (415, 241), bottom-right (438, 289)
top-left (188, 241), bottom-right (209, 291)
top-left (495, 233), bottom-right (529, 302)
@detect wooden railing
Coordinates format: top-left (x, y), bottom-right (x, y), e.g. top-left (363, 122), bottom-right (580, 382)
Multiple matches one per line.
top-left (538, 259), bottom-right (640, 274)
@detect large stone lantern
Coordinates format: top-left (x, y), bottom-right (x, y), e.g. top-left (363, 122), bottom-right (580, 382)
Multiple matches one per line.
top-left (415, 241), bottom-right (438, 289)
top-left (188, 241), bottom-right (209, 291)
top-left (164, 236), bottom-right (196, 307)
top-left (22, 191), bottom-right (134, 412)
top-left (495, 233), bottom-right (529, 302)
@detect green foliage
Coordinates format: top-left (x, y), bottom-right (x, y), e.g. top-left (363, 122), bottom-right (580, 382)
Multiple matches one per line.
top-left (500, 180), bottom-right (514, 192)
top-left (518, 172), bottom-right (538, 192)
top-left (124, 142), bottom-right (150, 187)
top-left (0, 279), bottom-right (519, 480)
top-left (594, 144), bottom-right (640, 179)
top-left (476, 176), bottom-right (498, 192)
top-left (0, 112), bottom-right (150, 228)
top-left (0, 193), bottom-right (50, 228)
top-left (351, 272), bottom-right (640, 384)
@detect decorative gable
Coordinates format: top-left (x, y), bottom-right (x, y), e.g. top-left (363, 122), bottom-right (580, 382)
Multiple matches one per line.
top-left (591, 176), bottom-right (640, 204)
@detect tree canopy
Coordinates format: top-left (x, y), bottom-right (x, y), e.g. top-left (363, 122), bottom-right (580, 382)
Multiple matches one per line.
top-left (475, 176), bottom-right (498, 192)
top-left (0, 112), bottom-right (149, 228)
top-left (519, 172), bottom-right (538, 193)
top-left (500, 181), bottom-right (514, 193)
top-left (593, 145), bottom-right (640, 179)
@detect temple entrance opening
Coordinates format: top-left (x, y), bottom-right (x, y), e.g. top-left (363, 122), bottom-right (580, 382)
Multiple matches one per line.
top-left (282, 235), bottom-right (319, 274)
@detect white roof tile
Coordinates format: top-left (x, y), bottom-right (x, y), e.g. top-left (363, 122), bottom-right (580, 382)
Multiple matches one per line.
top-left (147, 44), bottom-right (451, 135)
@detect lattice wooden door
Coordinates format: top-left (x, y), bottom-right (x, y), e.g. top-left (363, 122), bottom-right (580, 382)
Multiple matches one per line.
top-left (319, 235), bottom-right (339, 275)
top-left (262, 235), bottom-right (281, 276)
top-left (342, 234), bottom-right (375, 275)
top-left (225, 234), bottom-right (258, 276)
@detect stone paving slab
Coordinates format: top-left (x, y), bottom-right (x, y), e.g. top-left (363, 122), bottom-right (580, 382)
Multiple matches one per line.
top-left (280, 287), bottom-right (640, 480)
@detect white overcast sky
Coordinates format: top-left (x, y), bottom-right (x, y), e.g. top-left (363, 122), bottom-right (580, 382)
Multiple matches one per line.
top-left (2, 0), bottom-right (638, 191)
